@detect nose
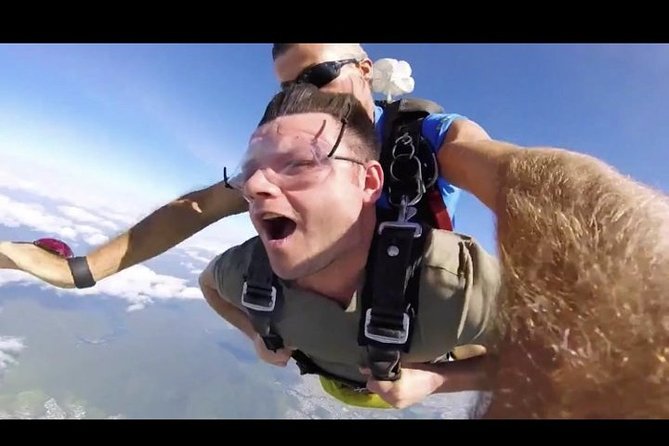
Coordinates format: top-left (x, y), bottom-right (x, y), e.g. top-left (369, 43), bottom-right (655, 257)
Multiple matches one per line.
top-left (243, 168), bottom-right (283, 202)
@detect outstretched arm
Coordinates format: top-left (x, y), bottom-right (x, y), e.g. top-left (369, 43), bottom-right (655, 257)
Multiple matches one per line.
top-left (0, 180), bottom-right (247, 288)
top-left (440, 138), bottom-right (669, 417)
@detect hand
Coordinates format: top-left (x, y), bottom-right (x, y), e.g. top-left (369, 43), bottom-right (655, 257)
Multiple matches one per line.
top-left (253, 334), bottom-right (295, 367)
top-left (0, 243), bottom-right (19, 269)
top-left (360, 363), bottom-right (444, 409)
top-left (0, 241), bottom-right (73, 288)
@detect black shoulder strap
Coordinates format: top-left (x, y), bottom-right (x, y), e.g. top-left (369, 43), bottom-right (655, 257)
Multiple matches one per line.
top-left (355, 97), bottom-right (440, 381)
top-left (375, 97), bottom-right (444, 116)
top-left (243, 240), bottom-right (370, 391)
top-left (398, 97), bottom-right (444, 114)
top-left (378, 99), bottom-right (439, 224)
top-left (242, 240), bottom-right (285, 351)
top-left (358, 219), bottom-right (429, 381)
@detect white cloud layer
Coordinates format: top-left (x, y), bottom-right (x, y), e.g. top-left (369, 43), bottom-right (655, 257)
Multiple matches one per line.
top-left (0, 264), bottom-right (202, 312)
top-left (0, 336), bottom-right (25, 373)
top-left (0, 152), bottom-right (258, 311)
top-left (0, 193), bottom-right (78, 240)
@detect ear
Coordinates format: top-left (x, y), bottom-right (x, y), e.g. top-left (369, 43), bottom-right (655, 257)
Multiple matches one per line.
top-left (362, 161), bottom-right (384, 204)
top-left (358, 58), bottom-right (373, 83)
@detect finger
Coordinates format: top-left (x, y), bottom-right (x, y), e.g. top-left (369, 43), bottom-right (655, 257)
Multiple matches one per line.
top-left (452, 344), bottom-right (487, 360)
top-left (265, 353), bottom-right (289, 366)
top-left (280, 347), bottom-right (297, 356)
top-left (0, 252), bottom-right (18, 269)
top-left (358, 367), bottom-right (372, 376)
top-left (365, 379), bottom-right (380, 394)
top-left (366, 377), bottom-right (395, 395)
top-left (278, 353), bottom-right (293, 366)
top-left (277, 352), bottom-right (292, 362)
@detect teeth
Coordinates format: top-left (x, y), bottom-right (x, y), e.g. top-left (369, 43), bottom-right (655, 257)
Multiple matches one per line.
top-left (262, 212), bottom-right (283, 220)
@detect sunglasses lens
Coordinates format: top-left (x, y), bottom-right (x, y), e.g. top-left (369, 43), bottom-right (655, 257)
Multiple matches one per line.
top-left (305, 63), bottom-right (339, 88)
top-left (283, 59), bottom-right (356, 90)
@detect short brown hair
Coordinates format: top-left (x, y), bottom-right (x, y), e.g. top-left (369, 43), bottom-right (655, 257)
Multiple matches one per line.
top-left (258, 83), bottom-right (379, 161)
top-left (271, 44), bottom-right (294, 61)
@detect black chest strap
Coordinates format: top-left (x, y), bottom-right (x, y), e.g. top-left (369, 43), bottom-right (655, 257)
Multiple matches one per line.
top-left (242, 241), bottom-right (284, 351)
top-left (357, 216), bottom-right (429, 381)
top-left (242, 241), bottom-right (368, 390)
top-left (379, 103), bottom-right (440, 227)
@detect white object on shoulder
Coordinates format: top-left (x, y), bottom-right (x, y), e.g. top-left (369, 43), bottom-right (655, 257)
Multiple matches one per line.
top-left (371, 58), bottom-right (415, 102)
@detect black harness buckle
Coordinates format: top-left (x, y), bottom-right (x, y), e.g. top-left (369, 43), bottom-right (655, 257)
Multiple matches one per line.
top-left (241, 282), bottom-right (277, 312)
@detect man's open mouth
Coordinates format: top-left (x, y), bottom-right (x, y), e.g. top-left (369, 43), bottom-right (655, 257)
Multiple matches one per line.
top-left (262, 213), bottom-right (297, 241)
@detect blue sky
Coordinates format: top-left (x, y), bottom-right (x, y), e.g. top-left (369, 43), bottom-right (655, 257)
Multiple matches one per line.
top-left (1, 43), bottom-right (667, 254)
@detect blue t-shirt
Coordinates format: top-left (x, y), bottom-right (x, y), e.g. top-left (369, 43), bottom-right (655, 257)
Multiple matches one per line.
top-left (373, 104), bottom-right (464, 228)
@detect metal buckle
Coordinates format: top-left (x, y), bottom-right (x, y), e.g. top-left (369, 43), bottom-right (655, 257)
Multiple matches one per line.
top-left (241, 282), bottom-right (277, 312)
top-left (387, 184), bottom-right (424, 207)
top-left (378, 196), bottom-right (422, 238)
top-left (389, 155), bottom-right (423, 184)
top-left (363, 309), bottom-right (410, 344)
top-left (391, 132), bottom-right (416, 158)
top-left (377, 221), bottom-right (422, 238)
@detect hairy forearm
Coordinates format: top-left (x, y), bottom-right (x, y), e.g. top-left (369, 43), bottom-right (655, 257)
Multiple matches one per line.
top-left (490, 148), bottom-right (669, 418)
top-left (496, 147), bottom-right (668, 324)
top-left (200, 282), bottom-right (257, 341)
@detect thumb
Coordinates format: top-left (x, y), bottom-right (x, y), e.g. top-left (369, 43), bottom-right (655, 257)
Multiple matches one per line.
top-left (0, 243), bottom-right (19, 269)
top-left (0, 252), bottom-right (18, 269)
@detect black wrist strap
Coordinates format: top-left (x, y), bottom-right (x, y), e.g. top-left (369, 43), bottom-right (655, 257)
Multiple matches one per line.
top-left (67, 256), bottom-right (96, 288)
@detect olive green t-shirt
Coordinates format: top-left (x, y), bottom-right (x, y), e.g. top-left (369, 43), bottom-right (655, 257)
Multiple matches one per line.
top-left (213, 229), bottom-right (500, 384)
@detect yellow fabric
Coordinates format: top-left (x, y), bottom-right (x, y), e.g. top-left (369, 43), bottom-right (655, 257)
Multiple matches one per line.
top-left (319, 376), bottom-right (394, 409)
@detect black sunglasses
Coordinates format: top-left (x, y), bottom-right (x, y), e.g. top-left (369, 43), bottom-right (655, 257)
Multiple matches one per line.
top-left (281, 58), bottom-right (359, 90)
